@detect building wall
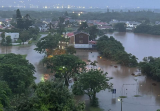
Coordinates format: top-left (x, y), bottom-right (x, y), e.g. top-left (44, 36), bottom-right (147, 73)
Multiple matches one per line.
top-left (5, 33), bottom-right (19, 42)
top-left (69, 36), bottom-right (75, 44)
top-left (75, 33), bottom-right (89, 44)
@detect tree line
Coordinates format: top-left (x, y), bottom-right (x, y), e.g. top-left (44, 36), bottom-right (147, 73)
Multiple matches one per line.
top-left (134, 24), bottom-right (160, 35)
top-left (97, 35), bottom-right (138, 67)
top-left (139, 56), bottom-right (160, 81)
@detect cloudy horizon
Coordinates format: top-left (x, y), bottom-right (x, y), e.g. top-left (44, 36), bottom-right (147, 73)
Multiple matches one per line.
top-left (0, 0), bottom-right (160, 9)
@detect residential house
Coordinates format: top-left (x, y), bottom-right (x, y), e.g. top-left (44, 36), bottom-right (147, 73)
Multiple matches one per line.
top-left (5, 32), bottom-right (19, 42)
top-left (66, 31), bottom-right (93, 48)
top-left (126, 21), bottom-right (141, 28)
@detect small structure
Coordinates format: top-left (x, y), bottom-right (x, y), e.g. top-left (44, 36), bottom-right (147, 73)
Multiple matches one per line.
top-left (5, 32), bottom-right (19, 42)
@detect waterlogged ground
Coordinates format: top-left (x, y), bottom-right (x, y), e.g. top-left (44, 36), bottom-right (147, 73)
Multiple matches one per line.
top-left (0, 33), bottom-right (160, 111)
top-left (76, 50), bottom-right (160, 111)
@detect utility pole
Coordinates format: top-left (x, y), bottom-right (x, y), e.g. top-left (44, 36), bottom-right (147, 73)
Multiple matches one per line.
top-left (121, 98), bottom-right (122, 111)
top-left (118, 98), bottom-right (123, 111)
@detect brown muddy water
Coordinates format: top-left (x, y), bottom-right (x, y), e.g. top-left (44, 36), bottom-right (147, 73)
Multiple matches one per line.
top-left (0, 33), bottom-right (160, 111)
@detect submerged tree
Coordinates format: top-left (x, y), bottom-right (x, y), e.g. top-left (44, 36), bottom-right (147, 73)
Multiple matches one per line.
top-left (72, 69), bottom-right (112, 106)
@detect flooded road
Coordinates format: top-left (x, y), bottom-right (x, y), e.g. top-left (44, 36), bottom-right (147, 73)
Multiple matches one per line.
top-left (76, 50), bottom-right (160, 111)
top-left (0, 32), bottom-right (160, 110)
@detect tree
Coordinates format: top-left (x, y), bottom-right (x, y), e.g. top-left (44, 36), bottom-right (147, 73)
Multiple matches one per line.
top-left (73, 69), bottom-right (112, 106)
top-left (34, 34), bottom-right (60, 54)
top-left (43, 54), bottom-right (86, 86)
top-left (78, 22), bottom-right (88, 31)
top-left (13, 80), bottom-right (85, 111)
top-left (6, 36), bottom-right (12, 45)
top-left (0, 53), bottom-right (36, 94)
top-left (139, 57), bottom-right (160, 81)
top-left (1, 32), bottom-right (5, 45)
top-left (88, 25), bottom-right (99, 40)
top-left (0, 81), bottom-right (12, 108)
top-left (97, 35), bottom-right (138, 67)
top-left (66, 45), bottom-right (76, 54)
top-left (16, 9), bottom-right (22, 19)
top-left (64, 11), bottom-right (69, 16)
top-left (19, 31), bottom-right (30, 44)
top-left (16, 9), bottom-right (24, 29)
top-left (114, 23), bottom-right (126, 32)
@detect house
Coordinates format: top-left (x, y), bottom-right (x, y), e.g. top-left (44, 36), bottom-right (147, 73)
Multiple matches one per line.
top-left (5, 32), bottom-right (19, 42)
top-left (155, 21), bottom-right (160, 25)
top-left (126, 21), bottom-right (141, 28)
top-left (98, 26), bottom-right (113, 30)
top-left (67, 31), bottom-right (92, 48)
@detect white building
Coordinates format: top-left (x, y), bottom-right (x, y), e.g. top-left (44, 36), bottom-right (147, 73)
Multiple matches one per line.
top-left (5, 33), bottom-right (19, 42)
top-left (126, 21), bottom-right (141, 28)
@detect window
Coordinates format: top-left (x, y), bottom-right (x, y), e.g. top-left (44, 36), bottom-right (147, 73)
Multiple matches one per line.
top-left (79, 40), bottom-right (83, 43)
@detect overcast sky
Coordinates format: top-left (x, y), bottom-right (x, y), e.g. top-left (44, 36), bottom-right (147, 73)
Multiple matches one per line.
top-left (1, 0), bottom-right (160, 8)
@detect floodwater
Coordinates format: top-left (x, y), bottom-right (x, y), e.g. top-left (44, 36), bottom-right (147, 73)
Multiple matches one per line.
top-left (76, 50), bottom-right (160, 111)
top-left (75, 32), bottom-right (160, 111)
top-left (0, 34), bottom-right (47, 83)
top-left (0, 32), bottom-right (160, 111)
top-left (107, 32), bottom-right (160, 62)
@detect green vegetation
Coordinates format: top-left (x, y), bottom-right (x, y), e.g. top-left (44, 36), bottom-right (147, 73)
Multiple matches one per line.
top-left (34, 34), bottom-right (60, 54)
top-left (12, 80), bottom-right (85, 111)
top-left (43, 54), bottom-right (86, 86)
top-left (78, 22), bottom-right (99, 40)
top-left (0, 81), bottom-right (12, 108)
top-left (114, 23), bottom-right (126, 32)
top-left (16, 9), bottom-right (33, 30)
top-left (66, 45), bottom-right (76, 54)
top-left (139, 56), bottom-right (160, 81)
top-left (97, 35), bottom-right (138, 67)
top-left (134, 24), bottom-right (160, 35)
top-left (78, 22), bottom-right (88, 31)
top-left (0, 53), bottom-right (35, 94)
top-left (78, 11), bottom-right (160, 23)
top-left (73, 69), bottom-right (112, 107)
top-left (119, 96), bottom-right (127, 98)
top-left (134, 95), bottom-right (142, 97)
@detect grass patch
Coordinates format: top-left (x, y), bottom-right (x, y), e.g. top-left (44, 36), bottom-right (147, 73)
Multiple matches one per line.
top-left (119, 96), bottom-right (127, 98)
top-left (134, 95), bottom-right (142, 97)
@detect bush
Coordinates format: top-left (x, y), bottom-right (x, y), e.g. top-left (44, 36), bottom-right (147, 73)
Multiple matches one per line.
top-left (28, 41), bottom-right (32, 44)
